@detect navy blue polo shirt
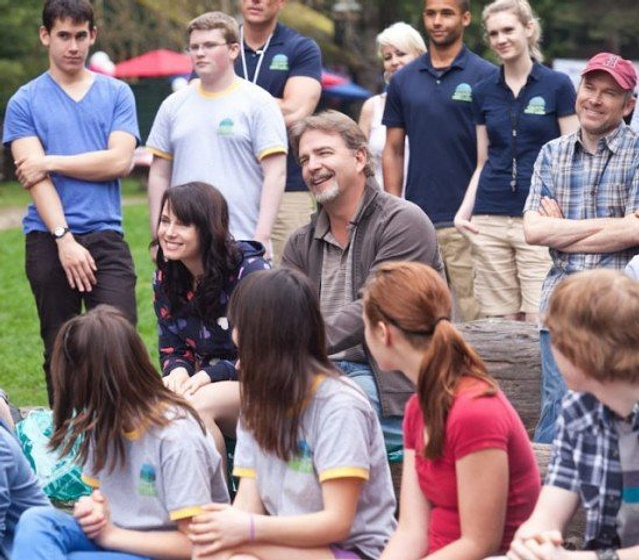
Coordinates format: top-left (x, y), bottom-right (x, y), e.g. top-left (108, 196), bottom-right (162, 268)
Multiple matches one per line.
top-left (383, 46), bottom-right (497, 226)
top-left (236, 23), bottom-right (322, 192)
top-left (473, 62), bottom-right (576, 216)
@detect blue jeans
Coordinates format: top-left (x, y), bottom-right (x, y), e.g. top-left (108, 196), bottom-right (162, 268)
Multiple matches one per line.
top-left (334, 361), bottom-right (403, 454)
top-left (533, 330), bottom-right (567, 444)
top-left (12, 506), bottom-right (150, 560)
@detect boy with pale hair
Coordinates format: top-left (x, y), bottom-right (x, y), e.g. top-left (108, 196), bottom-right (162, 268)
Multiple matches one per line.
top-left (499, 269), bottom-right (639, 560)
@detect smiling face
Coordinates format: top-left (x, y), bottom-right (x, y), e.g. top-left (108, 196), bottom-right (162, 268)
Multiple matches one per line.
top-left (485, 10), bottom-right (532, 63)
top-left (40, 17), bottom-right (96, 78)
top-left (381, 44), bottom-right (420, 80)
top-left (297, 129), bottom-right (366, 205)
top-left (423, 0), bottom-right (470, 49)
top-left (576, 71), bottom-right (635, 141)
top-left (157, 203), bottom-right (202, 273)
top-left (188, 28), bottom-right (238, 82)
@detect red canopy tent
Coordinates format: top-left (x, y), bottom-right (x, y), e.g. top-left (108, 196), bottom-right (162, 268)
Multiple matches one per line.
top-left (114, 49), bottom-right (192, 78)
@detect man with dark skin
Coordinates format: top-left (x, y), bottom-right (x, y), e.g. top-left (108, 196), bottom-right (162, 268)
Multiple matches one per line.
top-left (383, 0), bottom-right (496, 322)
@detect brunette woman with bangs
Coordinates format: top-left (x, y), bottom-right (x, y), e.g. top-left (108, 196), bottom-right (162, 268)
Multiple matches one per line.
top-left (187, 268), bottom-right (397, 560)
top-left (362, 262), bottom-right (540, 560)
top-left (154, 181), bottom-right (269, 460)
top-left (12, 305), bottom-right (229, 559)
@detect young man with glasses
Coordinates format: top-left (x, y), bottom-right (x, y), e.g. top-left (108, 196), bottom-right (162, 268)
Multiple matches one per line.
top-left (147, 11), bottom-right (287, 257)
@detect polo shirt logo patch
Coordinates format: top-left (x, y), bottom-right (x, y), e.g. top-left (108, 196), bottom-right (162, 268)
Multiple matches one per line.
top-left (217, 118), bottom-right (234, 136)
top-left (270, 54), bottom-right (289, 71)
top-left (451, 83), bottom-right (472, 102)
top-left (288, 440), bottom-right (313, 473)
top-left (524, 96), bottom-right (547, 115)
top-left (138, 463), bottom-right (158, 497)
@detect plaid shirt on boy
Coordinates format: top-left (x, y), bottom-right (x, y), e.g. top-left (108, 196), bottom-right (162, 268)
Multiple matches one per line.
top-left (547, 391), bottom-right (639, 549)
top-left (524, 123), bottom-right (639, 315)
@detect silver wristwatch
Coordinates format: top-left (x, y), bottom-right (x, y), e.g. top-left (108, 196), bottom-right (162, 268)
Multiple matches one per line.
top-left (52, 226), bottom-right (70, 239)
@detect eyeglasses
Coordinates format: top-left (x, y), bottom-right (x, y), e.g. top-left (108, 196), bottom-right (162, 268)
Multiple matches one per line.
top-left (185, 42), bottom-right (229, 54)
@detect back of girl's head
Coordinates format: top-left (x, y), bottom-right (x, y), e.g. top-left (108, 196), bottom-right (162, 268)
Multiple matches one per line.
top-left (364, 261), bottom-right (494, 459)
top-left (228, 268), bottom-right (334, 460)
top-left (376, 22), bottom-right (427, 59)
top-left (50, 305), bottom-right (204, 472)
top-left (482, 0), bottom-right (544, 62)
top-left (546, 269), bottom-right (639, 384)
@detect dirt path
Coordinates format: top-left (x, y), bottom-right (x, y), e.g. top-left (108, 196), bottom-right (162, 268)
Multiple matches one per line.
top-left (0, 196), bottom-right (147, 231)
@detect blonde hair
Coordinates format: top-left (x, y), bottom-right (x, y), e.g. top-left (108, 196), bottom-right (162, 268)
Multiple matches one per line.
top-left (187, 11), bottom-right (239, 44)
top-left (482, 0), bottom-right (544, 63)
top-left (546, 269), bottom-right (639, 384)
top-left (376, 22), bottom-right (427, 59)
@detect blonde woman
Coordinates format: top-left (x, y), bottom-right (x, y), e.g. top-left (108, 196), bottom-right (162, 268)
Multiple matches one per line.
top-left (359, 22), bottom-right (426, 189)
top-left (455, 0), bottom-right (579, 322)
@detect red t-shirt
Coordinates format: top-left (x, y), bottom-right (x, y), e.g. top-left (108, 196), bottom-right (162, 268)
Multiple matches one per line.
top-left (403, 378), bottom-right (540, 554)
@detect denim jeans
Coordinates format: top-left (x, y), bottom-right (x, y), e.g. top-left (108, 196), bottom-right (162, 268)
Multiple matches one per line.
top-left (334, 360), bottom-right (403, 454)
top-left (533, 330), bottom-right (567, 444)
top-left (12, 507), bottom-right (150, 559)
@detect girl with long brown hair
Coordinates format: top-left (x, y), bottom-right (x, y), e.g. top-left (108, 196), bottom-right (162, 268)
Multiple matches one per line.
top-left (187, 268), bottom-right (396, 560)
top-left (12, 305), bottom-right (229, 559)
top-left (363, 262), bottom-right (539, 560)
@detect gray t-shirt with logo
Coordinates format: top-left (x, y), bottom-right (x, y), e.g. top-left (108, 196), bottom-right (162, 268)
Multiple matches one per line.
top-left (82, 408), bottom-right (229, 530)
top-left (233, 375), bottom-right (397, 559)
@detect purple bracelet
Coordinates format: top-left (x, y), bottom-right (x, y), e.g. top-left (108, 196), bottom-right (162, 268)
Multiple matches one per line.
top-left (249, 514), bottom-right (255, 541)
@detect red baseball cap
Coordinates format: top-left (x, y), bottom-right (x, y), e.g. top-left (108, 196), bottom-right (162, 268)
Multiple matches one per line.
top-left (581, 52), bottom-right (637, 91)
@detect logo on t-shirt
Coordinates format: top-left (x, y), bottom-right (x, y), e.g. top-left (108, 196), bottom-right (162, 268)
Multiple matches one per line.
top-left (524, 96), bottom-right (547, 115)
top-left (288, 440), bottom-right (313, 473)
top-left (138, 463), bottom-right (158, 497)
top-left (217, 118), bottom-right (234, 136)
top-left (269, 54), bottom-right (289, 71)
top-left (451, 83), bottom-right (472, 102)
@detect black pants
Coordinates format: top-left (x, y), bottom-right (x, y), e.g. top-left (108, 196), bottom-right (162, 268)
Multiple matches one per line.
top-left (25, 230), bottom-right (137, 404)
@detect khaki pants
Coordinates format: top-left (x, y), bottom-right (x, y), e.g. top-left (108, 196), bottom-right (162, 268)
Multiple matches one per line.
top-left (271, 191), bottom-right (316, 266)
top-left (468, 215), bottom-right (551, 316)
top-left (437, 227), bottom-right (480, 322)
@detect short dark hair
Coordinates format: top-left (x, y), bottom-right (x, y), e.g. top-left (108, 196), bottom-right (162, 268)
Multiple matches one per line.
top-left (42, 0), bottom-right (95, 32)
top-left (424, 0), bottom-right (470, 13)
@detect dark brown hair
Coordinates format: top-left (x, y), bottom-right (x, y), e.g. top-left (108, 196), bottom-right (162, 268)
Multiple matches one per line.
top-left (43, 0), bottom-right (94, 32)
top-left (49, 305), bottom-right (205, 473)
top-left (155, 182), bottom-right (242, 325)
top-left (546, 269), bottom-right (639, 384)
top-left (364, 261), bottom-right (496, 459)
top-left (228, 268), bottom-right (338, 461)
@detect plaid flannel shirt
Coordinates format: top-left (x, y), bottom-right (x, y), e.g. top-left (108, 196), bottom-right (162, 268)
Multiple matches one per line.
top-left (524, 123), bottom-right (639, 315)
top-left (547, 391), bottom-right (639, 549)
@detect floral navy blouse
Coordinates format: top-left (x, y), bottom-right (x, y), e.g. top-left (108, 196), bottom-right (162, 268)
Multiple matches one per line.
top-left (153, 241), bottom-right (269, 382)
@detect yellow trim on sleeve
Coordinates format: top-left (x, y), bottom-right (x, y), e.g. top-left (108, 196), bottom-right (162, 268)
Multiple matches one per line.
top-left (81, 475), bottom-right (100, 488)
top-left (146, 147), bottom-right (173, 160)
top-left (169, 505), bottom-right (206, 521)
top-left (319, 466), bottom-right (369, 483)
top-left (258, 146), bottom-right (287, 161)
top-left (232, 467), bottom-right (257, 479)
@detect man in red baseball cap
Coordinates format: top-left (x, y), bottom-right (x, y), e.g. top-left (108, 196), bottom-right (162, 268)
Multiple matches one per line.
top-left (521, 50), bottom-right (639, 448)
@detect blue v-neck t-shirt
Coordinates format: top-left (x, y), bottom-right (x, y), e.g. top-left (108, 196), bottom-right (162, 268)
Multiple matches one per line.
top-left (3, 72), bottom-right (140, 234)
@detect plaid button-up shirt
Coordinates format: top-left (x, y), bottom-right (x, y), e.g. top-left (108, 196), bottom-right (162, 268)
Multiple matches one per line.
top-left (524, 123), bottom-right (639, 315)
top-left (547, 391), bottom-right (639, 549)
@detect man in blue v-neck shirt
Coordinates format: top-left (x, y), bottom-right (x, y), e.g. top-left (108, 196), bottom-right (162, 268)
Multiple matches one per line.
top-left (383, 0), bottom-right (496, 322)
top-left (2, 0), bottom-right (139, 404)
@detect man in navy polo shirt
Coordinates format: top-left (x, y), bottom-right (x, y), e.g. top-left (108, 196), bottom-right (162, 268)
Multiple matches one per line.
top-left (237, 0), bottom-right (322, 264)
top-left (383, 0), bottom-right (497, 321)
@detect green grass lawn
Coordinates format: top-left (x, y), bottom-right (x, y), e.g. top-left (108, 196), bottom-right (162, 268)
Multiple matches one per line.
top-left (0, 179), bottom-right (157, 407)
